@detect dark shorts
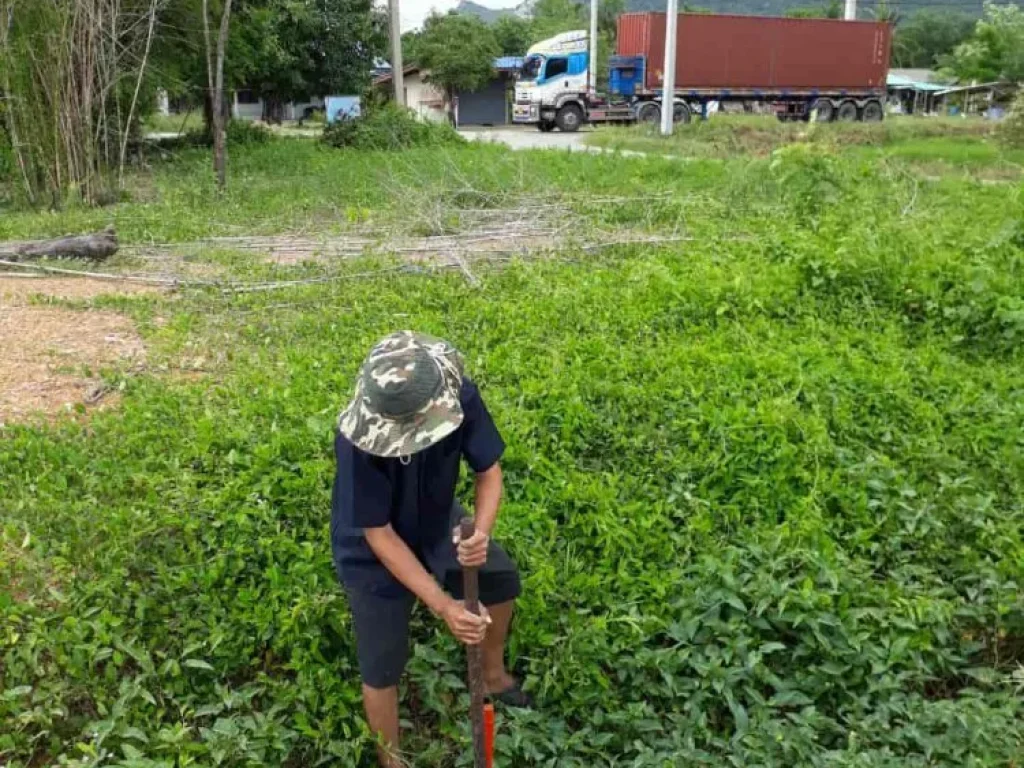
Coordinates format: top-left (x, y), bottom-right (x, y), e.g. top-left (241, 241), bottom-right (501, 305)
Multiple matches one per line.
top-left (346, 506), bottom-right (521, 689)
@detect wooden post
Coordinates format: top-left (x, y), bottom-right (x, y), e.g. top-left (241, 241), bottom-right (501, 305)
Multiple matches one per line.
top-left (389, 0), bottom-right (404, 107)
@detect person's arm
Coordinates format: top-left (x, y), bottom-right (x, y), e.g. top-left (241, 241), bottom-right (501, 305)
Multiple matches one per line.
top-left (455, 463), bottom-right (502, 568)
top-left (454, 379), bottom-right (507, 568)
top-left (365, 524), bottom-right (489, 644)
top-left (340, 439), bottom-right (488, 644)
top-left (473, 462), bottom-right (502, 536)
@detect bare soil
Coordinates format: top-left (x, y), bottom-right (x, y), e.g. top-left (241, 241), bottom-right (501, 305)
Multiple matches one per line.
top-left (0, 276), bottom-right (149, 425)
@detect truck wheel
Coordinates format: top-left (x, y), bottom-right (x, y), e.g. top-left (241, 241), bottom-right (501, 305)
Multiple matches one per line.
top-left (837, 100), bottom-right (859, 122)
top-left (673, 101), bottom-right (692, 124)
top-left (809, 98), bottom-right (834, 122)
top-left (537, 120), bottom-right (556, 132)
top-left (555, 104), bottom-right (584, 133)
top-left (637, 102), bottom-right (661, 124)
top-left (861, 100), bottom-right (884, 122)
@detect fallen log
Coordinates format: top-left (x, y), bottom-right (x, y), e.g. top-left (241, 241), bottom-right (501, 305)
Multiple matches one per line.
top-left (0, 225), bottom-right (118, 262)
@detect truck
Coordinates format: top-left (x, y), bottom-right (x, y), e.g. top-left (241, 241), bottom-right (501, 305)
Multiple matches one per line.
top-left (512, 13), bottom-right (892, 131)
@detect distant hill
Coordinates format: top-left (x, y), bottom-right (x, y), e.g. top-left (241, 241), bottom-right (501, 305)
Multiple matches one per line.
top-left (625, 0), bottom-right (985, 15)
top-left (454, 0), bottom-right (533, 23)
top-left (455, 0), bottom-right (986, 21)
top-left (454, 1), bottom-right (507, 23)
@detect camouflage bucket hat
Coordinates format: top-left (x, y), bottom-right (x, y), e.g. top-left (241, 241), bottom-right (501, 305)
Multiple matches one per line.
top-left (338, 330), bottom-right (465, 458)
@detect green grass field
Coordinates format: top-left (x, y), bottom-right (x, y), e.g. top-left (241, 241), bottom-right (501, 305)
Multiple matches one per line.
top-left (2, 123), bottom-right (1023, 766)
top-left (587, 114), bottom-right (1024, 170)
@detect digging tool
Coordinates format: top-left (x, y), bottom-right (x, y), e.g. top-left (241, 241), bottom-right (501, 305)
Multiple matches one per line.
top-left (460, 517), bottom-right (494, 768)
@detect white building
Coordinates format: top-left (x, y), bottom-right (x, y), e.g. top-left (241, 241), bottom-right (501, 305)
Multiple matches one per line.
top-left (372, 67), bottom-right (447, 122)
top-left (231, 89), bottom-right (325, 122)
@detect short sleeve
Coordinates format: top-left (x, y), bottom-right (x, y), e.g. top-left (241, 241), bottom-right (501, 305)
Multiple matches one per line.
top-left (333, 434), bottom-right (393, 529)
top-left (459, 378), bottom-right (505, 473)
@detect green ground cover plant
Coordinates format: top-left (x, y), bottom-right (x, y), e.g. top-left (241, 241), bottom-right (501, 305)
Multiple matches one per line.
top-left (586, 115), bottom-right (1019, 166)
top-left (1, 129), bottom-right (1022, 766)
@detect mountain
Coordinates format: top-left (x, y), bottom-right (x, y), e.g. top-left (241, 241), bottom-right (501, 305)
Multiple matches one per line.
top-left (456, 0), bottom-right (986, 21)
top-left (453, 1), bottom-right (527, 23)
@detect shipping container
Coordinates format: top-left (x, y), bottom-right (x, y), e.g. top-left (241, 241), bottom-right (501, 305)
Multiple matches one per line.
top-left (617, 12), bottom-right (890, 94)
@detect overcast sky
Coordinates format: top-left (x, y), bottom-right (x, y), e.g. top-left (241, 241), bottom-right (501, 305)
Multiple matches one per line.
top-left (391, 0), bottom-right (516, 32)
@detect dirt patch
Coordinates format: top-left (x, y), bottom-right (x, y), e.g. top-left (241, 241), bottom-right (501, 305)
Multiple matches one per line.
top-left (915, 162), bottom-right (1023, 184)
top-left (0, 305), bottom-right (145, 425)
top-left (0, 276), bottom-right (160, 306)
top-left (1, 534), bottom-right (66, 606)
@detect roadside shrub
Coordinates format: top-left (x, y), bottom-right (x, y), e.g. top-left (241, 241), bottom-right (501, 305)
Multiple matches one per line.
top-left (225, 120), bottom-right (273, 146)
top-left (321, 103), bottom-right (463, 150)
top-left (996, 92), bottom-right (1024, 148)
top-left (770, 143), bottom-right (847, 224)
top-left (300, 108), bottom-right (326, 126)
top-left (156, 120), bottom-right (273, 153)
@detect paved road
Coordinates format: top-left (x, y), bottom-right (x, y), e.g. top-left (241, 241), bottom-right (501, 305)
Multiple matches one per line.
top-left (458, 127), bottom-right (600, 152)
top-left (457, 126), bottom-right (668, 160)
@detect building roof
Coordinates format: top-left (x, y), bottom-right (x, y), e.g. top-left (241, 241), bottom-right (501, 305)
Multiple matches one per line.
top-left (890, 68), bottom-right (940, 84)
top-left (374, 58), bottom-right (522, 87)
top-left (372, 65), bottom-right (421, 86)
top-left (887, 72), bottom-right (947, 92)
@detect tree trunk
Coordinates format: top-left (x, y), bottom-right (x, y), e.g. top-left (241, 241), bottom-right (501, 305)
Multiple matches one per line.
top-left (203, 0), bottom-right (232, 192)
top-left (263, 94), bottom-right (284, 124)
top-left (0, 226), bottom-right (118, 262)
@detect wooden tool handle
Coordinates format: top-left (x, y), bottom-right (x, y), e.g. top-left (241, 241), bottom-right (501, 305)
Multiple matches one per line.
top-left (461, 517), bottom-right (481, 613)
top-left (460, 516), bottom-right (487, 768)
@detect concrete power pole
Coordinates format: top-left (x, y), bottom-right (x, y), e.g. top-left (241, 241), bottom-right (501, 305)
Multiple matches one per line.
top-left (660, 0), bottom-right (678, 136)
top-left (389, 0), bottom-right (405, 106)
top-left (844, 0), bottom-right (856, 20)
top-left (589, 0), bottom-right (599, 95)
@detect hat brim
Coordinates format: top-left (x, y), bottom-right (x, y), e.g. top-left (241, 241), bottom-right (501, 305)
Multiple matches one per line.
top-left (338, 379), bottom-right (464, 458)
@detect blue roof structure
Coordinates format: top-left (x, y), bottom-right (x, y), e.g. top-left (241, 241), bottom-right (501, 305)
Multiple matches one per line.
top-left (887, 73), bottom-right (947, 92)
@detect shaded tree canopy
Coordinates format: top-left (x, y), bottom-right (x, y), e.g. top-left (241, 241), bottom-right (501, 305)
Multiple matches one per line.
top-left (417, 11), bottom-right (500, 100)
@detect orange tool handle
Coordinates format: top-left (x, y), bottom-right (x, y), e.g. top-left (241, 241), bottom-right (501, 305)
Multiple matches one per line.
top-left (484, 702), bottom-right (495, 768)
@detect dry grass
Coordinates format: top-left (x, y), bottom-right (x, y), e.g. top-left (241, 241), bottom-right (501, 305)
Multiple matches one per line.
top-left (0, 275), bottom-right (160, 303)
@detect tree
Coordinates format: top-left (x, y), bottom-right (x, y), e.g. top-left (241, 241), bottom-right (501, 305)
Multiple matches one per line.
top-left (785, 1), bottom-right (842, 19)
top-left (401, 30), bottom-right (423, 66)
top-left (492, 14), bottom-right (533, 56)
top-left (202, 0), bottom-right (233, 191)
top-left (417, 12), bottom-right (499, 123)
top-left (871, 0), bottom-right (900, 24)
top-left (154, 0), bottom-right (384, 127)
top-left (233, 0), bottom-right (384, 122)
top-left (892, 10), bottom-right (975, 69)
top-left (530, 0), bottom-right (584, 40)
top-left (0, 0), bottom-right (165, 206)
top-left (947, 3), bottom-right (1024, 83)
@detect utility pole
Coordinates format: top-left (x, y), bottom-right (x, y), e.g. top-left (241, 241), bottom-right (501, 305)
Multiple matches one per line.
top-left (844, 0), bottom-right (856, 20)
top-left (589, 0), bottom-right (599, 95)
top-left (660, 0), bottom-right (678, 136)
top-left (389, 0), bottom-right (405, 106)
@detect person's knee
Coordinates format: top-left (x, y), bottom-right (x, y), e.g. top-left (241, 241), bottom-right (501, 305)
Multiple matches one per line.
top-left (360, 664), bottom-right (405, 691)
top-left (362, 681), bottom-right (399, 697)
top-left (480, 571), bottom-right (520, 607)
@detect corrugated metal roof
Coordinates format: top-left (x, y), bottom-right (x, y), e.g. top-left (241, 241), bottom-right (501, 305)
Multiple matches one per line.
top-left (887, 73), bottom-right (947, 92)
top-left (494, 56), bottom-right (524, 71)
top-left (890, 68), bottom-right (939, 83)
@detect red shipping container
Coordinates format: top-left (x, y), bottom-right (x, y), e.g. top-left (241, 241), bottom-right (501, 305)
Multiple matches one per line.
top-left (617, 13), bottom-right (891, 93)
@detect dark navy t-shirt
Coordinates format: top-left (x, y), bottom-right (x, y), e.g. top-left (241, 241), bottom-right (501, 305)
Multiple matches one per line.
top-left (330, 377), bottom-right (505, 596)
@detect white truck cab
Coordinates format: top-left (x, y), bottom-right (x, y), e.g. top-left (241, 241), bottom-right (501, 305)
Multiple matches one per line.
top-left (513, 30), bottom-right (590, 132)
